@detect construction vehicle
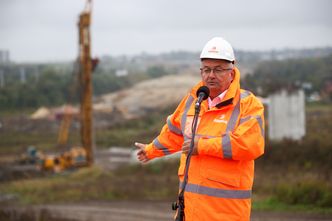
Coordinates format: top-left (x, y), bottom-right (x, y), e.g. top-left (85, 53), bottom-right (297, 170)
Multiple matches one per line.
top-left (49, 0), bottom-right (94, 172)
top-left (21, 0), bottom-right (95, 172)
top-left (39, 147), bottom-right (88, 172)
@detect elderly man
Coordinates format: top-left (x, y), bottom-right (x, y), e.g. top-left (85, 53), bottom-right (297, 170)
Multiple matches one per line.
top-left (135, 37), bottom-right (265, 221)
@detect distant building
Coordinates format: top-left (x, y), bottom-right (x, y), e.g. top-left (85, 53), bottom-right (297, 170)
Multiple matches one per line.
top-left (20, 67), bottom-right (26, 84)
top-left (268, 89), bottom-right (306, 141)
top-left (0, 50), bottom-right (10, 64)
top-left (115, 69), bottom-right (128, 77)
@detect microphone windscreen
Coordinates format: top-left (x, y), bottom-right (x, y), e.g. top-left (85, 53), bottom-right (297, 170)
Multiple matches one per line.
top-left (196, 86), bottom-right (210, 100)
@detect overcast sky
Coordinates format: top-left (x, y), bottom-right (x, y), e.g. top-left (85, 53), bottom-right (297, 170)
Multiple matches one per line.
top-left (1, 0), bottom-right (331, 62)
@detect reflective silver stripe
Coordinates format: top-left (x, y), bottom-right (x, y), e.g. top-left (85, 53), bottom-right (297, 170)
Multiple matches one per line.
top-left (239, 116), bottom-right (251, 125)
top-left (226, 100), bottom-right (240, 132)
top-left (181, 95), bottom-right (194, 140)
top-left (167, 116), bottom-right (182, 135)
top-left (222, 133), bottom-right (232, 159)
top-left (153, 138), bottom-right (171, 155)
top-left (222, 90), bottom-right (251, 159)
top-left (180, 182), bottom-right (251, 199)
top-left (239, 115), bottom-right (264, 137)
top-left (255, 115), bottom-right (265, 137)
top-left (222, 99), bottom-right (240, 159)
top-left (240, 90), bottom-right (251, 99)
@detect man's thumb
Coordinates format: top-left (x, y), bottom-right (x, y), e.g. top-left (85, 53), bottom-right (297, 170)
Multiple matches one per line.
top-left (135, 142), bottom-right (145, 150)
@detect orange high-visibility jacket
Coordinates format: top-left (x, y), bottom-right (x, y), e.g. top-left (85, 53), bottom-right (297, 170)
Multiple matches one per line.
top-left (145, 67), bottom-right (265, 221)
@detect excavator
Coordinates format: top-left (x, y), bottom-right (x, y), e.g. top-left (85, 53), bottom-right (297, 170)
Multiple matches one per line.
top-left (24, 0), bottom-right (96, 172)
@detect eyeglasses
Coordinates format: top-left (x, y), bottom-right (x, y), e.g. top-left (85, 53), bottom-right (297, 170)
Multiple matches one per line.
top-left (200, 66), bottom-right (233, 76)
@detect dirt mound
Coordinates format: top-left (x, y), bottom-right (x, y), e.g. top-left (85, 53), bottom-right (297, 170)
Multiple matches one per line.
top-left (28, 74), bottom-right (200, 123)
top-left (95, 74), bottom-right (200, 118)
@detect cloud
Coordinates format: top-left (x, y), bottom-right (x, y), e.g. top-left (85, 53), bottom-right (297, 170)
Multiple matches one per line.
top-left (0, 0), bottom-right (331, 62)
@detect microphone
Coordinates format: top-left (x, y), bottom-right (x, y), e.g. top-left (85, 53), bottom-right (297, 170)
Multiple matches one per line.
top-left (195, 86), bottom-right (210, 108)
top-left (173, 85), bottom-right (209, 220)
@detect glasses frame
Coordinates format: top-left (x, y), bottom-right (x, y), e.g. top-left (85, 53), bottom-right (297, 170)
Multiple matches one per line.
top-left (200, 66), bottom-right (233, 76)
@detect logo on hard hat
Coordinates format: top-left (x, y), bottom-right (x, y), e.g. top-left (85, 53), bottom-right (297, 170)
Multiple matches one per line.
top-left (208, 46), bottom-right (219, 53)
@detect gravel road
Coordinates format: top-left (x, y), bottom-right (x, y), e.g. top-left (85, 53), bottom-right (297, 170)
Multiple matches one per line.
top-left (1, 201), bottom-right (331, 221)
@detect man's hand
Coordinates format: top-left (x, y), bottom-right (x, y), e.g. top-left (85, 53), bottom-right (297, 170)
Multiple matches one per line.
top-left (181, 137), bottom-right (199, 155)
top-left (135, 142), bottom-right (150, 163)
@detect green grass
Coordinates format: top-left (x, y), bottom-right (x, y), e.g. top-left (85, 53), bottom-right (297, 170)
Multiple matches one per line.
top-left (1, 103), bottom-right (332, 213)
top-left (0, 132), bottom-right (55, 154)
top-left (95, 107), bottom-right (174, 147)
top-left (0, 161), bottom-right (179, 205)
top-left (0, 131), bottom-right (81, 155)
top-left (253, 197), bottom-right (332, 214)
top-left (96, 127), bottom-right (160, 148)
top-left (0, 166), bottom-right (113, 205)
top-left (306, 102), bottom-right (332, 113)
top-left (0, 105), bottom-right (173, 154)
top-left (0, 108), bottom-right (35, 117)
top-left (1, 160), bottom-right (332, 214)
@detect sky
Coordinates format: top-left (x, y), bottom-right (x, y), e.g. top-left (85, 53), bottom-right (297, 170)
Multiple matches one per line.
top-left (0, 0), bottom-right (331, 63)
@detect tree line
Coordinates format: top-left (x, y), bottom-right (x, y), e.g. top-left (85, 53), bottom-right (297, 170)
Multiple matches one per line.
top-left (0, 54), bottom-right (331, 111)
top-left (242, 55), bottom-right (332, 102)
top-left (0, 64), bottom-right (171, 111)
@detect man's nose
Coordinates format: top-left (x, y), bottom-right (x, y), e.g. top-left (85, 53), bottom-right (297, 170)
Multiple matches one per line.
top-left (206, 71), bottom-right (216, 78)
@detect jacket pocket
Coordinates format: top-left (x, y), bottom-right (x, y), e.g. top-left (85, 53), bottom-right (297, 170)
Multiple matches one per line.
top-left (202, 168), bottom-right (240, 188)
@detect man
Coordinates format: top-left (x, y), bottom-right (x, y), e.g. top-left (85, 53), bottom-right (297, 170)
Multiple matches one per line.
top-left (135, 37), bottom-right (265, 221)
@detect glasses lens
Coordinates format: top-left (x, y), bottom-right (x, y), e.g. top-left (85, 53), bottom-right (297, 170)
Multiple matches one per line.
top-left (201, 67), bottom-right (232, 75)
top-left (214, 69), bottom-right (223, 75)
top-left (202, 68), bottom-right (211, 75)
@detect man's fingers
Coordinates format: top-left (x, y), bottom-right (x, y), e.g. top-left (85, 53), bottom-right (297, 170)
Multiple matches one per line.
top-left (134, 142), bottom-right (150, 163)
top-left (137, 150), bottom-right (144, 155)
top-left (138, 155), bottom-right (149, 163)
top-left (182, 145), bottom-right (189, 154)
top-left (137, 149), bottom-right (146, 158)
top-left (182, 140), bottom-right (190, 151)
top-left (138, 155), bottom-right (145, 161)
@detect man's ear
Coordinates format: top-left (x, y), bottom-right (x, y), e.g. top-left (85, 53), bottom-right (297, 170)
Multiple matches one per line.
top-left (230, 69), bottom-right (235, 81)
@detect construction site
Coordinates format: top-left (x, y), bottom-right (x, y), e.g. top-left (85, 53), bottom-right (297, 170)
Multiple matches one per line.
top-left (1, 0), bottom-right (332, 220)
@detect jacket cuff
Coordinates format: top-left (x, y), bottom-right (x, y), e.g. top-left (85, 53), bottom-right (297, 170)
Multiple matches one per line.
top-left (144, 143), bottom-right (155, 159)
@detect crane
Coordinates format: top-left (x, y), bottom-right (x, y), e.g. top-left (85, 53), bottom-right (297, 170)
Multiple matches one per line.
top-left (78, 0), bottom-right (94, 166)
top-left (21, 0), bottom-right (96, 172)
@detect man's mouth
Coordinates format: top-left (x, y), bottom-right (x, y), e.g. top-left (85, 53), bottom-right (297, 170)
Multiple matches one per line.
top-left (207, 82), bottom-right (218, 86)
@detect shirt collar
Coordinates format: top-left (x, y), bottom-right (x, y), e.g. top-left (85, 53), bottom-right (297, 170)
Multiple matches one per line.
top-left (208, 89), bottom-right (228, 109)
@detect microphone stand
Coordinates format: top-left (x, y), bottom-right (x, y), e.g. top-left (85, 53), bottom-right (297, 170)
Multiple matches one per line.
top-left (173, 100), bottom-right (202, 221)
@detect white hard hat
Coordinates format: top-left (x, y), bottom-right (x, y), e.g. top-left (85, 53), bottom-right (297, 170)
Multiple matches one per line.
top-left (200, 37), bottom-right (235, 62)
